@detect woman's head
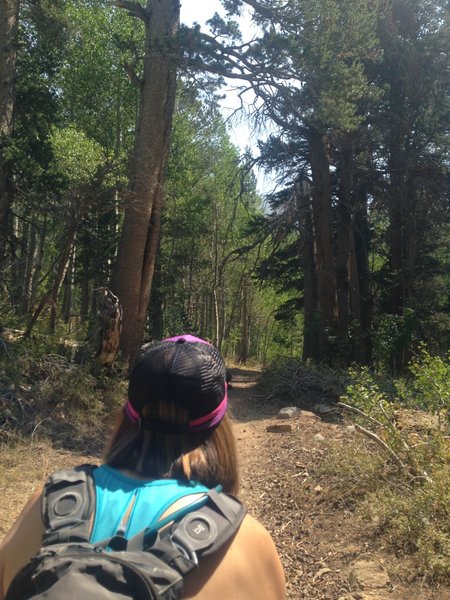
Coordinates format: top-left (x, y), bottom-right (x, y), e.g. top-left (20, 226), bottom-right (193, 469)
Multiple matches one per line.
top-left (104, 335), bottom-right (238, 493)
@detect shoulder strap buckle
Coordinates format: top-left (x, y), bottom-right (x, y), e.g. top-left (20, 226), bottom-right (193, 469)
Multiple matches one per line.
top-left (42, 464), bottom-right (97, 545)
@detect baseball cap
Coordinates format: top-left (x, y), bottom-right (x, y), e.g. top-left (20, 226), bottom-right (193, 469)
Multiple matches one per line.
top-left (125, 334), bottom-right (228, 432)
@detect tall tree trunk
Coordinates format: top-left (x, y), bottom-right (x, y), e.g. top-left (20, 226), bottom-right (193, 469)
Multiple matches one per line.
top-left (387, 94), bottom-right (409, 372)
top-left (308, 127), bottom-right (338, 356)
top-left (25, 223), bottom-right (77, 337)
top-left (211, 191), bottom-right (220, 346)
top-left (13, 215), bottom-right (29, 313)
top-left (239, 280), bottom-right (249, 363)
top-left (388, 166), bottom-right (406, 317)
top-left (295, 176), bottom-right (319, 361)
top-left (335, 141), bottom-right (354, 347)
top-left (353, 168), bottom-right (372, 363)
top-left (30, 221), bottom-right (46, 309)
top-left (80, 267), bottom-right (90, 323)
top-left (62, 246), bottom-right (75, 322)
top-left (212, 289), bottom-right (220, 347)
top-left (136, 190), bottom-right (162, 341)
top-left (0, 0), bottom-right (19, 273)
top-left (224, 269), bottom-right (245, 346)
top-left (112, 0), bottom-right (179, 363)
top-left (218, 288), bottom-right (226, 351)
top-left (23, 221), bottom-right (37, 314)
top-left (404, 174), bottom-right (418, 305)
top-left (148, 259), bottom-right (163, 341)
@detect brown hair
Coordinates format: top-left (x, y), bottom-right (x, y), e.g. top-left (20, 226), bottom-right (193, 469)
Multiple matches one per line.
top-left (103, 404), bottom-right (239, 495)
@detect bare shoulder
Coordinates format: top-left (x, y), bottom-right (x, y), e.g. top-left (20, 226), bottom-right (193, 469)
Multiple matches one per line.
top-left (0, 491), bottom-right (44, 598)
top-left (183, 514), bottom-right (286, 600)
top-left (239, 514), bottom-right (286, 595)
top-left (238, 513), bottom-right (283, 561)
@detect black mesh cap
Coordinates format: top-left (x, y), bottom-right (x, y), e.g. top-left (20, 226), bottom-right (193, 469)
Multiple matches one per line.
top-left (127, 335), bottom-right (228, 431)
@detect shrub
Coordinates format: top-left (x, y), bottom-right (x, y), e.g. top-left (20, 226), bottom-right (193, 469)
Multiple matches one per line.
top-left (338, 354), bottom-right (450, 582)
top-left (400, 345), bottom-right (450, 419)
top-left (361, 464), bottom-right (450, 582)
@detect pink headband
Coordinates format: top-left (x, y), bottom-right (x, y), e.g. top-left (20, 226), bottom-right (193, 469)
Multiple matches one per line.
top-left (124, 334), bottom-right (227, 432)
top-left (162, 334), bottom-right (212, 346)
top-left (124, 384), bottom-right (228, 432)
top-left (125, 399), bottom-right (140, 423)
top-left (189, 385), bottom-right (228, 431)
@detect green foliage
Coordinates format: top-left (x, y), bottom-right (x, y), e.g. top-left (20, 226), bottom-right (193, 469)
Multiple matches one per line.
top-left (399, 345), bottom-right (450, 416)
top-left (372, 310), bottom-right (418, 371)
top-left (342, 355), bottom-right (448, 462)
top-left (1, 333), bottom-right (126, 444)
top-left (1, 0), bottom-right (449, 369)
top-left (11, 1), bottom-right (65, 192)
top-left (57, 0), bottom-right (141, 152)
top-left (249, 0), bottom-right (449, 369)
top-left (207, 13), bottom-right (242, 40)
top-left (151, 81), bottom-right (274, 355)
top-left (361, 464), bottom-right (450, 582)
top-left (338, 353), bottom-right (450, 580)
top-left (314, 437), bottom-right (388, 505)
top-left (297, 0), bottom-right (383, 131)
top-left (50, 125), bottom-right (104, 184)
top-left (342, 366), bottom-right (395, 422)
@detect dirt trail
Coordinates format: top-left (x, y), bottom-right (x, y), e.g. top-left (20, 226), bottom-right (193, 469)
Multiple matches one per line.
top-left (228, 367), bottom-right (450, 600)
top-left (1, 367), bottom-right (449, 599)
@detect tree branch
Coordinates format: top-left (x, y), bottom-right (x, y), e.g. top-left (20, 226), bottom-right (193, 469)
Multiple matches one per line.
top-left (337, 401), bottom-right (385, 428)
top-left (238, 0), bottom-right (280, 19)
top-left (353, 423), bottom-right (409, 473)
top-left (123, 61), bottom-right (143, 89)
top-left (111, 0), bottom-right (148, 23)
top-left (339, 404), bottom-right (434, 483)
top-left (182, 29), bottom-right (296, 84)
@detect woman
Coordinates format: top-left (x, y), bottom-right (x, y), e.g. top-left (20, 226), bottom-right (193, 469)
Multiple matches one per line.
top-left (0, 334), bottom-right (286, 599)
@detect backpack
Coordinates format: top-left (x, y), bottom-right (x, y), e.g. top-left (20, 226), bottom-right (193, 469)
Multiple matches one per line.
top-left (5, 464), bottom-right (246, 600)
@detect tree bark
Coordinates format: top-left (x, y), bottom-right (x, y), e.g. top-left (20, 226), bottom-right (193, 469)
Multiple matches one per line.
top-left (62, 246), bottom-right (76, 322)
top-left (308, 127), bottom-right (338, 355)
top-left (112, 0), bottom-right (179, 363)
top-left (353, 165), bottom-right (372, 363)
top-left (295, 176), bottom-right (319, 361)
top-left (147, 259), bottom-right (163, 341)
top-left (335, 141), bottom-right (354, 344)
top-left (136, 189), bottom-right (163, 342)
top-left (239, 280), bottom-right (249, 363)
top-left (96, 288), bottom-right (122, 370)
top-left (13, 215), bottom-right (29, 313)
top-left (24, 223), bottom-right (77, 338)
top-left (22, 221), bottom-right (37, 314)
top-left (30, 220), bottom-right (47, 309)
top-left (0, 0), bottom-right (19, 273)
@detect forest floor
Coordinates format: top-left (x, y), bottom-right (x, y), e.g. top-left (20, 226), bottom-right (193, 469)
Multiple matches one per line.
top-left (230, 367), bottom-right (449, 600)
top-left (0, 366), bottom-right (449, 599)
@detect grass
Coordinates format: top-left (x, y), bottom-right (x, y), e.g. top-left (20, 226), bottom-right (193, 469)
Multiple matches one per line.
top-left (322, 356), bottom-right (449, 583)
top-left (1, 335), bottom-right (449, 583)
top-left (360, 457), bottom-right (450, 582)
top-left (259, 351), bottom-right (450, 584)
top-left (309, 429), bottom-right (449, 583)
top-left (0, 438), bottom-right (100, 539)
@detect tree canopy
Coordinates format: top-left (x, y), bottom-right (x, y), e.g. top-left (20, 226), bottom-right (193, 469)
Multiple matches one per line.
top-left (0, 0), bottom-right (447, 370)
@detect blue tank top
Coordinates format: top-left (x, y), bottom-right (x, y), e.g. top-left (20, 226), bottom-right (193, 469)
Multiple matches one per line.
top-left (90, 465), bottom-right (210, 543)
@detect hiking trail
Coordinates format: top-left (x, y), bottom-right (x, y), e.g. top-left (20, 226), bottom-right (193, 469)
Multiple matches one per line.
top-left (1, 367), bottom-right (449, 600)
top-left (229, 367), bottom-right (449, 600)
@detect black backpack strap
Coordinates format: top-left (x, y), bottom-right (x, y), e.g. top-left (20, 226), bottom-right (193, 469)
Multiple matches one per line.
top-left (197, 488), bottom-right (245, 556)
top-left (170, 488), bottom-right (245, 559)
top-left (41, 463), bottom-right (97, 545)
top-left (126, 487), bottom-right (246, 577)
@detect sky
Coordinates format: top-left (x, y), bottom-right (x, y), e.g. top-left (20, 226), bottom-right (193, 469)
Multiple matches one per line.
top-left (179, 1), bottom-right (274, 194)
top-left (180, 0), bottom-right (225, 26)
